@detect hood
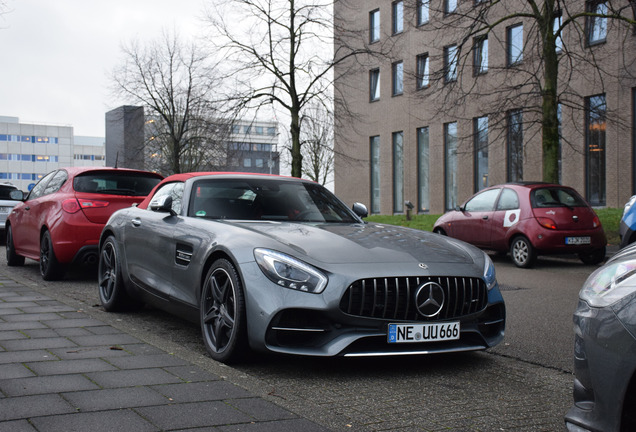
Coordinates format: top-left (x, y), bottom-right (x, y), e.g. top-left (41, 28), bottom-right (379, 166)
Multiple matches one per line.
top-left (231, 221), bottom-right (476, 265)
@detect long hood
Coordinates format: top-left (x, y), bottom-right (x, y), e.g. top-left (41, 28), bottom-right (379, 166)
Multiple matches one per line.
top-left (231, 221), bottom-right (476, 265)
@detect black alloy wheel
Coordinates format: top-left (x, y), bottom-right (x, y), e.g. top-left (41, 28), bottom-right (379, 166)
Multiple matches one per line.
top-left (200, 259), bottom-right (248, 363)
top-left (6, 225), bottom-right (25, 266)
top-left (98, 236), bottom-right (140, 311)
top-left (40, 230), bottom-right (65, 280)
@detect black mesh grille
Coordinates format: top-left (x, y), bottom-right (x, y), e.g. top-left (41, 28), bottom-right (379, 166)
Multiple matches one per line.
top-left (339, 276), bottom-right (488, 321)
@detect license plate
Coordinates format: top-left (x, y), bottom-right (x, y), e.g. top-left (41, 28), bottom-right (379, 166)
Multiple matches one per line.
top-left (565, 236), bottom-right (591, 245)
top-left (388, 322), bottom-right (460, 343)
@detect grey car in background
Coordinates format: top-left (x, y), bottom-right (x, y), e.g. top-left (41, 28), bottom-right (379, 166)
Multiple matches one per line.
top-left (98, 172), bottom-right (506, 363)
top-left (565, 244), bottom-right (636, 431)
top-left (0, 183), bottom-right (20, 239)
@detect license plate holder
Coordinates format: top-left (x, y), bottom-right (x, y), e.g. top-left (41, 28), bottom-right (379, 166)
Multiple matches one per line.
top-left (565, 236), bottom-right (591, 245)
top-left (388, 322), bottom-right (460, 343)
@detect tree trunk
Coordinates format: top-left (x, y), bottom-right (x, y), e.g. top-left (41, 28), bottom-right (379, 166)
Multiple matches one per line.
top-left (542, 16), bottom-right (560, 184)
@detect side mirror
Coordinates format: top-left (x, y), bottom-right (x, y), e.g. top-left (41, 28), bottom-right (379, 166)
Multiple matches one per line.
top-left (149, 195), bottom-right (176, 216)
top-left (9, 190), bottom-right (24, 201)
top-left (455, 205), bottom-right (464, 212)
top-left (352, 202), bottom-right (368, 218)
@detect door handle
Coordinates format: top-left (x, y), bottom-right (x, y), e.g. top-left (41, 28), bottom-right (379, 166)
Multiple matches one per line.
top-left (131, 218), bottom-right (141, 227)
top-left (25, 206), bottom-right (30, 211)
top-left (482, 216), bottom-right (489, 220)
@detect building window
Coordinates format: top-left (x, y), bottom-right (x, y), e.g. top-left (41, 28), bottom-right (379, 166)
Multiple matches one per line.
top-left (507, 109), bottom-right (524, 182)
top-left (392, 61), bottom-right (403, 96)
top-left (393, 132), bottom-right (404, 213)
top-left (370, 68), bottom-right (380, 101)
top-left (243, 158), bottom-right (252, 168)
top-left (444, 44), bottom-right (458, 83)
top-left (445, 122), bottom-right (458, 210)
top-left (507, 23), bottom-right (523, 66)
top-left (587, 1), bottom-right (608, 45)
top-left (586, 94), bottom-right (606, 206)
top-left (417, 0), bottom-right (429, 26)
top-left (474, 116), bottom-right (489, 191)
top-left (370, 136), bottom-right (381, 214)
top-left (392, 1), bottom-right (403, 35)
top-left (370, 136), bottom-right (381, 213)
top-left (417, 127), bottom-right (430, 212)
top-left (416, 54), bottom-right (430, 89)
top-left (370, 9), bottom-right (380, 43)
top-left (255, 159), bottom-right (264, 168)
top-left (553, 12), bottom-right (563, 52)
top-left (444, 0), bottom-right (457, 15)
top-left (473, 35), bottom-right (488, 75)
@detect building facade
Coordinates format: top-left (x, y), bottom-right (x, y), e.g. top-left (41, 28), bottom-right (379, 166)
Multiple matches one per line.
top-left (0, 116), bottom-right (104, 191)
top-left (333, 1), bottom-right (636, 214)
top-left (105, 107), bottom-right (280, 175)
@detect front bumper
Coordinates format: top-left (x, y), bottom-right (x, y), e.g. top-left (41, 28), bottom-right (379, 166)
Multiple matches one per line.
top-left (240, 261), bottom-right (506, 357)
top-left (564, 299), bottom-right (636, 432)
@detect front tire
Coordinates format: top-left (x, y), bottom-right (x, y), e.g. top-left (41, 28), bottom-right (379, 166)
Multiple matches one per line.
top-left (510, 236), bottom-right (535, 268)
top-left (98, 236), bottom-right (140, 311)
top-left (40, 230), bottom-right (65, 281)
top-left (6, 225), bottom-right (25, 266)
top-left (200, 259), bottom-right (248, 364)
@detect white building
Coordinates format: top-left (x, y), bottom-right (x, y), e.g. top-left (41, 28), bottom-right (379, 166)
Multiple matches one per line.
top-left (0, 116), bottom-right (105, 191)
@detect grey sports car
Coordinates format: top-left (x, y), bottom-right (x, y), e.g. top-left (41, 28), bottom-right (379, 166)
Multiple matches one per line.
top-left (98, 172), bottom-right (506, 363)
top-left (565, 243), bottom-right (636, 431)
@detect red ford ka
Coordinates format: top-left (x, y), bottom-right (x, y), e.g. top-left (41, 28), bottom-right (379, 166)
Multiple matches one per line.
top-left (6, 167), bottom-right (163, 280)
top-left (433, 182), bottom-right (606, 268)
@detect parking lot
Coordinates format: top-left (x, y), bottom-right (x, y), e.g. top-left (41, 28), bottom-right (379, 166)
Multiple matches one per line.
top-left (0, 251), bottom-right (599, 431)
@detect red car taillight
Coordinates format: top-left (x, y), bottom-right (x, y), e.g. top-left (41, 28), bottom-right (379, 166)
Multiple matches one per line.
top-left (62, 198), bottom-right (109, 214)
top-left (593, 215), bottom-right (601, 228)
top-left (536, 217), bottom-right (557, 230)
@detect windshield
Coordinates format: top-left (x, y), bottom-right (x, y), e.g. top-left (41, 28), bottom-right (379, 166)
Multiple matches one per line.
top-left (531, 187), bottom-right (588, 208)
top-left (189, 178), bottom-right (360, 223)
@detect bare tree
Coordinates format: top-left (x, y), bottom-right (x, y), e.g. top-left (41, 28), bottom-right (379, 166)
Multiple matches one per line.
top-left (204, 0), bottom-right (374, 178)
top-left (414, 0), bottom-right (636, 184)
top-left (111, 30), bottom-right (231, 175)
top-left (301, 102), bottom-right (334, 185)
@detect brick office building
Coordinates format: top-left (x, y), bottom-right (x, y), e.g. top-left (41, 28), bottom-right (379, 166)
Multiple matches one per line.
top-left (333, 1), bottom-right (636, 214)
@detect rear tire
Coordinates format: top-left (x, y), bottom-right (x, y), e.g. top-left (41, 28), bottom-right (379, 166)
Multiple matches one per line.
top-left (200, 259), bottom-right (248, 364)
top-left (40, 230), bottom-right (65, 281)
top-left (510, 236), bottom-right (535, 268)
top-left (579, 247), bottom-right (606, 265)
top-left (98, 236), bottom-right (141, 311)
top-left (6, 225), bottom-right (25, 267)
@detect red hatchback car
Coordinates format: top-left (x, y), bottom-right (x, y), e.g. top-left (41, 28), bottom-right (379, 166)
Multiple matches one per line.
top-left (433, 182), bottom-right (606, 268)
top-left (6, 167), bottom-right (163, 280)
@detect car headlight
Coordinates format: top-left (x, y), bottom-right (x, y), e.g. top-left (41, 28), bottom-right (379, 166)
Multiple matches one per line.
top-left (254, 248), bottom-right (328, 294)
top-left (483, 254), bottom-right (497, 290)
top-left (580, 259), bottom-right (636, 307)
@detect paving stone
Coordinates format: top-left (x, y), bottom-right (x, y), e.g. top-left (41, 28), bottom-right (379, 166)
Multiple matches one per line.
top-left (0, 330), bottom-right (27, 341)
top-left (26, 358), bottom-right (117, 375)
top-left (217, 419), bottom-right (331, 432)
top-left (0, 374), bottom-right (100, 396)
top-left (107, 353), bottom-right (188, 370)
top-left (42, 317), bottom-right (106, 329)
top-left (0, 349), bottom-right (58, 364)
top-left (49, 345), bottom-right (131, 360)
top-left (0, 394), bottom-right (75, 421)
top-left (3, 313), bottom-right (62, 322)
top-left (68, 333), bottom-right (142, 347)
top-left (22, 304), bottom-right (76, 314)
top-left (151, 380), bottom-right (252, 402)
top-left (29, 410), bottom-right (158, 432)
top-left (0, 363), bottom-right (35, 379)
top-left (0, 321), bottom-right (47, 331)
top-left (163, 365), bottom-right (222, 383)
top-left (136, 401), bottom-right (252, 429)
top-left (86, 368), bottom-right (184, 388)
top-left (0, 420), bottom-right (37, 432)
top-left (228, 397), bottom-right (298, 421)
top-left (1, 336), bottom-right (77, 351)
top-left (62, 387), bottom-right (169, 411)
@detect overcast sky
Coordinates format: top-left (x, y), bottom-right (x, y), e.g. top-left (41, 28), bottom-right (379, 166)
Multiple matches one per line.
top-left (0, 0), bottom-right (206, 137)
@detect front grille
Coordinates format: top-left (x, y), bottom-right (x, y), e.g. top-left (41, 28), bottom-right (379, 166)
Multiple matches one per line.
top-left (339, 276), bottom-right (488, 321)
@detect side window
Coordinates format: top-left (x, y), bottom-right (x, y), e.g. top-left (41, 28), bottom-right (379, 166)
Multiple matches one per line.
top-left (43, 170), bottom-right (68, 196)
top-left (497, 188), bottom-right (520, 210)
top-left (150, 182), bottom-right (184, 214)
top-left (464, 188), bottom-right (500, 212)
top-left (27, 171), bottom-right (56, 200)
